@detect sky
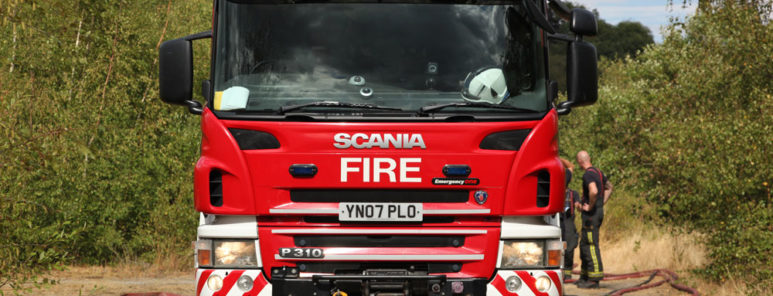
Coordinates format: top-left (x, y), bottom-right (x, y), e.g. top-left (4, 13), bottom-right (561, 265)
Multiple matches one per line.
top-left (570, 0), bottom-right (697, 42)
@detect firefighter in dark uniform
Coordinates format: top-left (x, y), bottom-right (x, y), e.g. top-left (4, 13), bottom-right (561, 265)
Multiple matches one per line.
top-left (575, 151), bottom-right (613, 289)
top-left (561, 167), bottom-right (580, 281)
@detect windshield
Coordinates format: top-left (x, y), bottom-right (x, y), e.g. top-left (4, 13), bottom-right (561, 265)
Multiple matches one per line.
top-left (213, 1), bottom-right (547, 116)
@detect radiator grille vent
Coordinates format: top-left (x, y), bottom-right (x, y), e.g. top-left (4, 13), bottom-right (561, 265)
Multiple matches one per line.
top-left (209, 170), bottom-right (223, 207)
top-left (537, 170), bottom-right (550, 207)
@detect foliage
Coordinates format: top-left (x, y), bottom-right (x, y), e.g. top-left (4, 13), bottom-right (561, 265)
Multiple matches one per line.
top-left (560, 1), bottom-right (772, 287)
top-left (549, 2), bottom-right (654, 90)
top-left (0, 0), bottom-right (211, 290)
top-left (0, 0), bottom-right (770, 292)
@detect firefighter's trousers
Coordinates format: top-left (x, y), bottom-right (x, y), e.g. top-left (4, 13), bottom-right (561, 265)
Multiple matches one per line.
top-left (579, 210), bottom-right (604, 281)
top-left (561, 215), bottom-right (578, 277)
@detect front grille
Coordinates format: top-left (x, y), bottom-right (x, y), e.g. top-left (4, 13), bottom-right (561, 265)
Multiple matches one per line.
top-left (296, 262), bottom-right (462, 274)
top-left (291, 190), bottom-right (469, 203)
top-left (294, 235), bottom-right (464, 248)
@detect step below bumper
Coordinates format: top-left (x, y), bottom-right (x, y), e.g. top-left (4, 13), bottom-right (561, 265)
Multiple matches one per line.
top-left (196, 269), bottom-right (562, 296)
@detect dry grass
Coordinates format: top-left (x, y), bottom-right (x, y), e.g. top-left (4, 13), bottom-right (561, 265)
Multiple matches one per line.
top-left (599, 227), bottom-right (706, 273)
top-left (571, 225), bottom-right (757, 296)
top-left (113, 251), bottom-right (195, 276)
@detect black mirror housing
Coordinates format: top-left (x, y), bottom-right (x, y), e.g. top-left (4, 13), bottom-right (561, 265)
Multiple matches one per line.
top-left (570, 8), bottom-right (598, 36)
top-left (567, 40), bottom-right (598, 107)
top-left (159, 38), bottom-right (193, 105)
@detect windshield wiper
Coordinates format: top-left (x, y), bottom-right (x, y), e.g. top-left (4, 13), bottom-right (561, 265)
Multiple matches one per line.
top-left (278, 100), bottom-right (403, 115)
top-left (418, 102), bottom-right (534, 116)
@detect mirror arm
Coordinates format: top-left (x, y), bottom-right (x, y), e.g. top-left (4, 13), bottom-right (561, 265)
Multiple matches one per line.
top-left (185, 100), bottom-right (203, 115)
top-left (557, 101), bottom-right (572, 115)
top-left (547, 33), bottom-right (574, 42)
top-left (180, 31), bottom-right (211, 116)
top-left (183, 30), bottom-right (212, 41)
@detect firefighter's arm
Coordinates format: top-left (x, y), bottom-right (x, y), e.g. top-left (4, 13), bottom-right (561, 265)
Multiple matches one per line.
top-left (584, 182), bottom-right (598, 212)
top-left (603, 180), bottom-right (613, 204)
top-left (560, 158), bottom-right (574, 172)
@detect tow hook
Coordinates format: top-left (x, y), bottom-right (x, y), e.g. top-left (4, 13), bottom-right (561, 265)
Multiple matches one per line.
top-left (332, 289), bottom-right (348, 296)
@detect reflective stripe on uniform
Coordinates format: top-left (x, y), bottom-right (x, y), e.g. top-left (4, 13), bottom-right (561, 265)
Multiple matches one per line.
top-left (587, 231), bottom-right (601, 274)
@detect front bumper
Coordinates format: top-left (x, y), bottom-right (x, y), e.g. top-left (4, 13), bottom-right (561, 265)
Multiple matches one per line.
top-left (195, 269), bottom-right (562, 296)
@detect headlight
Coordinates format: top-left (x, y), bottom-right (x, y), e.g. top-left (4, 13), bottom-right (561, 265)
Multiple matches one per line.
top-left (501, 241), bottom-right (543, 267)
top-left (499, 240), bottom-right (562, 268)
top-left (196, 239), bottom-right (259, 268)
top-left (214, 240), bottom-right (258, 267)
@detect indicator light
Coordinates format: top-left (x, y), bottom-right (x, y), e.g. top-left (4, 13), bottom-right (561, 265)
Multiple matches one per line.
top-left (289, 164), bottom-right (318, 177)
top-left (443, 165), bottom-right (471, 177)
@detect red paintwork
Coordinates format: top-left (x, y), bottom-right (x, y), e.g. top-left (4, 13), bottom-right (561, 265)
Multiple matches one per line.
top-left (242, 273), bottom-right (269, 296)
top-left (546, 270), bottom-right (562, 294)
top-left (194, 107), bottom-right (565, 279)
top-left (213, 270), bottom-right (244, 296)
top-left (258, 226), bottom-right (500, 279)
top-left (489, 275), bottom-right (512, 295)
top-left (197, 269), bottom-right (213, 296)
top-left (515, 270), bottom-right (550, 296)
top-left (194, 108), bottom-right (565, 216)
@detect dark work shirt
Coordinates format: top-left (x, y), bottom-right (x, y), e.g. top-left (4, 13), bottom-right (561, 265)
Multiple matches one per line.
top-left (582, 166), bottom-right (606, 215)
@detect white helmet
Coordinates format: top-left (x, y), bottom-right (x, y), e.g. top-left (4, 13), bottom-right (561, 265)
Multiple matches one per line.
top-left (462, 67), bottom-right (510, 104)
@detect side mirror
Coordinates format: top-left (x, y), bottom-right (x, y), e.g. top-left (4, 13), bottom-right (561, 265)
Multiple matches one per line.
top-left (158, 31), bottom-right (211, 115)
top-left (554, 8), bottom-right (598, 115)
top-left (159, 38), bottom-right (193, 106)
top-left (570, 8), bottom-right (598, 36)
top-left (566, 40), bottom-right (598, 107)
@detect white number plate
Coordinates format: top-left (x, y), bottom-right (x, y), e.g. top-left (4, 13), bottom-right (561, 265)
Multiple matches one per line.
top-left (339, 203), bottom-right (423, 222)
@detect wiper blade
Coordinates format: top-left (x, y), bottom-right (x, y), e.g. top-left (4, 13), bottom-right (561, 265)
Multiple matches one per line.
top-left (418, 102), bottom-right (533, 115)
top-left (278, 100), bottom-right (403, 114)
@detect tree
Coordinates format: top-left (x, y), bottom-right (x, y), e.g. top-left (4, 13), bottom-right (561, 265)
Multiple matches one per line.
top-left (548, 2), bottom-right (654, 91)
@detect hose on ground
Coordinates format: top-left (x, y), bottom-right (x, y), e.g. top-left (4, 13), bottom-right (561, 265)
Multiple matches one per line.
top-left (565, 268), bottom-right (700, 296)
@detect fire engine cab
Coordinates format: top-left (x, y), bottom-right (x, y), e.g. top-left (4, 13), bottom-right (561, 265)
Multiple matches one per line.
top-left (158, 0), bottom-right (599, 295)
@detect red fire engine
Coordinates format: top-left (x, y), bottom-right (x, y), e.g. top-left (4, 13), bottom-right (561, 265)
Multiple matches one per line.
top-left (159, 1), bottom-right (598, 295)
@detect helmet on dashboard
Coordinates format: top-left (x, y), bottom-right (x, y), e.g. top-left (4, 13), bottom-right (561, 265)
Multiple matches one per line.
top-left (461, 67), bottom-right (510, 104)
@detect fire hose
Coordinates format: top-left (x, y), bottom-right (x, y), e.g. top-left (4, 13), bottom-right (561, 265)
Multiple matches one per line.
top-left (564, 269), bottom-right (700, 296)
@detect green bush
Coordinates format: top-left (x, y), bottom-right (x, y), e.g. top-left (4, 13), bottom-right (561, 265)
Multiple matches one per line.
top-left (0, 0), bottom-right (211, 290)
top-left (560, 2), bottom-right (772, 287)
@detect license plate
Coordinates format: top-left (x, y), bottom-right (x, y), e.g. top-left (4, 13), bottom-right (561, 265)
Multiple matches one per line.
top-left (279, 248), bottom-right (324, 258)
top-left (339, 203), bottom-right (423, 222)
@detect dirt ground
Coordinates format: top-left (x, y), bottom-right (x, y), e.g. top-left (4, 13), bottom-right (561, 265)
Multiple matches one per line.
top-left (9, 266), bottom-right (194, 296)
top-left (11, 266), bottom-right (694, 296)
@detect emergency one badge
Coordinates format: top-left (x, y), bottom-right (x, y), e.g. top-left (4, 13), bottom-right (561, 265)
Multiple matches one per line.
top-left (474, 190), bottom-right (488, 205)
